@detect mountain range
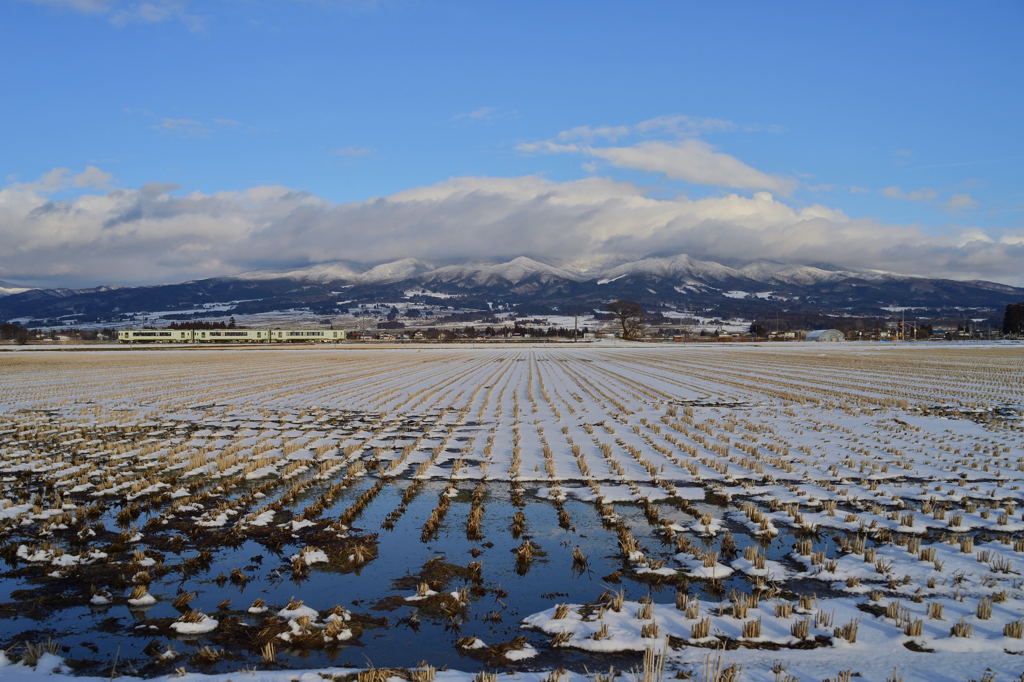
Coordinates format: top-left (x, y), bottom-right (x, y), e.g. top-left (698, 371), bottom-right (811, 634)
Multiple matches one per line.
top-left (2, 254), bottom-right (1021, 327)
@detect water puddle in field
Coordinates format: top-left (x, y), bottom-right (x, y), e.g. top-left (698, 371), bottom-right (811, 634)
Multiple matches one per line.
top-left (0, 479), bottom-right (844, 677)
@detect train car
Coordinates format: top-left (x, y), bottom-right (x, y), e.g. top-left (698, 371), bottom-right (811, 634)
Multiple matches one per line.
top-left (117, 329), bottom-right (194, 343)
top-left (118, 328), bottom-right (347, 343)
top-left (194, 329), bottom-right (269, 343)
top-left (270, 329), bottom-right (346, 342)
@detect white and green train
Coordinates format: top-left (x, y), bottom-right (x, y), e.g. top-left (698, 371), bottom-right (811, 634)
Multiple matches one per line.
top-left (117, 329), bottom-right (346, 343)
top-left (194, 329), bottom-right (269, 342)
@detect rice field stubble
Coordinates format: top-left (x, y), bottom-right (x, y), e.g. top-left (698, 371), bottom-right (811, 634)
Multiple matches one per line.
top-left (0, 344), bottom-right (1021, 680)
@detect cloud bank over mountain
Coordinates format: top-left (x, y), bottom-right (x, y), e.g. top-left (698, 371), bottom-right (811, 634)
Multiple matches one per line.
top-left (2, 168), bottom-right (1022, 288)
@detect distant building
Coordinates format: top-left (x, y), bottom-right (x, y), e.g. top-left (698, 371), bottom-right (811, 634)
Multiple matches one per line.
top-left (806, 329), bottom-right (845, 342)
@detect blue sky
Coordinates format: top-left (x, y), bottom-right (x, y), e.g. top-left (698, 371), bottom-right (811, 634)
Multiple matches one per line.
top-left (1, 0), bottom-right (1022, 287)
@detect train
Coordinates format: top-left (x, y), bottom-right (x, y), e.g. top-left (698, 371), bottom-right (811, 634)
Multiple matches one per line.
top-left (117, 329), bottom-right (347, 343)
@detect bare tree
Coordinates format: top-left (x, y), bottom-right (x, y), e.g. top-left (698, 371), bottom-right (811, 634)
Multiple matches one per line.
top-left (607, 299), bottom-right (644, 340)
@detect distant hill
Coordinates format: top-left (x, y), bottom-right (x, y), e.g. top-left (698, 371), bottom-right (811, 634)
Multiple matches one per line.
top-left (2, 254), bottom-right (1022, 327)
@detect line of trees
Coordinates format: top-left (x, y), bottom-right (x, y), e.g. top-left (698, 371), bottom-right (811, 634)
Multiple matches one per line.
top-left (1004, 303), bottom-right (1024, 335)
top-left (166, 317), bottom-right (238, 330)
top-left (0, 323), bottom-right (29, 344)
top-left (366, 324), bottom-right (592, 339)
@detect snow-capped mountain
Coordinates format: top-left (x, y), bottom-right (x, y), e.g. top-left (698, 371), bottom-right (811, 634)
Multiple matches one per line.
top-left (240, 256), bottom-right (584, 287)
top-left (356, 258), bottom-right (433, 283)
top-left (2, 253), bottom-right (1021, 326)
top-left (234, 255), bottom-right (890, 289)
top-left (423, 257), bottom-right (584, 287)
top-left (597, 254), bottom-right (741, 284)
top-left (595, 255), bottom-right (896, 287)
top-left (237, 258), bottom-right (433, 284)
top-left (733, 262), bottom-right (887, 286)
top-left (237, 262), bottom-right (364, 282)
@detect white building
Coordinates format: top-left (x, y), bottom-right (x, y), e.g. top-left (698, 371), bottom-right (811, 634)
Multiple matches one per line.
top-left (806, 329), bottom-right (845, 342)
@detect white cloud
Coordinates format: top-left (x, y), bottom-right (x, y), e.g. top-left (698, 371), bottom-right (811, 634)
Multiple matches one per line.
top-left (881, 185), bottom-right (939, 202)
top-left (881, 187), bottom-right (982, 213)
top-left (455, 107), bottom-right (496, 121)
top-left (8, 165), bottom-right (114, 194)
top-left (522, 138), bottom-right (796, 193)
top-left (73, 165), bottom-right (114, 188)
top-left (591, 140), bottom-right (796, 193)
top-left (555, 124), bottom-right (633, 144)
top-left (331, 146), bottom-right (372, 157)
top-left (520, 115), bottom-right (794, 193)
top-left (152, 117), bottom-right (206, 136)
top-left (553, 114), bottom-right (776, 143)
top-left (22, 0), bottom-right (112, 12)
top-left (943, 193), bottom-right (980, 212)
top-left (145, 115), bottom-right (241, 137)
top-left (21, 0), bottom-right (204, 31)
top-left (454, 106), bottom-right (515, 122)
top-left (1, 170), bottom-right (1021, 288)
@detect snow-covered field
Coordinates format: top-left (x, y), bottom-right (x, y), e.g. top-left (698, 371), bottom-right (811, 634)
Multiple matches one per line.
top-left (0, 344), bottom-right (1021, 682)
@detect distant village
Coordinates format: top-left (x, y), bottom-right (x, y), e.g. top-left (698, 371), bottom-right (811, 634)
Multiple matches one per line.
top-left (2, 299), bottom-right (1021, 345)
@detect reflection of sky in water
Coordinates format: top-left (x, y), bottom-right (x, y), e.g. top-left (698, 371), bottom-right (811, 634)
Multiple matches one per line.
top-left (0, 479), bottom-right (824, 676)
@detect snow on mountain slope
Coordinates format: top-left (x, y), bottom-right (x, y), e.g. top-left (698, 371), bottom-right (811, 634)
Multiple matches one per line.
top-left (424, 257), bottom-right (584, 286)
top-left (735, 262), bottom-right (847, 285)
top-left (596, 256), bottom-right (904, 288)
top-left (234, 259), bottom-right (432, 284)
top-left (235, 262), bottom-right (363, 282)
top-left (229, 253), bottom-right (923, 291)
top-left (355, 258), bottom-right (432, 283)
top-left (734, 261), bottom-right (900, 285)
top-left (597, 254), bottom-right (741, 283)
top-left (233, 257), bottom-right (577, 286)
